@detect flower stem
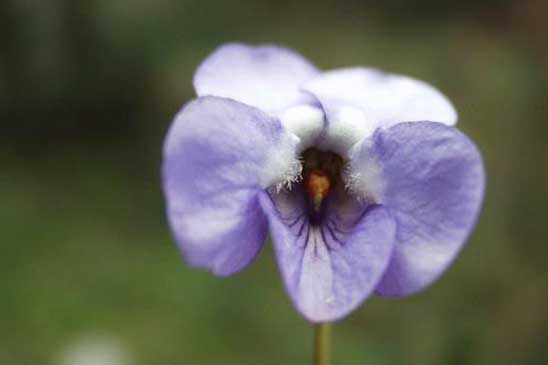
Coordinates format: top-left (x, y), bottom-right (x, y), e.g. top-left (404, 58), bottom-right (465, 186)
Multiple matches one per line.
top-left (313, 322), bottom-right (331, 365)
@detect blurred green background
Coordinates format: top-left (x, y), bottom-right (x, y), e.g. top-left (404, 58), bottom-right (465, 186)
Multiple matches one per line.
top-left (2, 0), bottom-right (548, 364)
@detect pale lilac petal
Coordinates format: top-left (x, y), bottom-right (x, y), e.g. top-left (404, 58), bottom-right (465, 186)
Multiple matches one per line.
top-left (303, 68), bottom-right (457, 132)
top-left (350, 122), bottom-right (484, 295)
top-left (194, 43), bottom-right (319, 114)
top-left (259, 189), bottom-right (396, 322)
top-left (162, 96), bottom-right (299, 276)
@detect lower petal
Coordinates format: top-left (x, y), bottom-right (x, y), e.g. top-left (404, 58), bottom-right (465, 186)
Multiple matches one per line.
top-left (259, 190), bottom-right (396, 322)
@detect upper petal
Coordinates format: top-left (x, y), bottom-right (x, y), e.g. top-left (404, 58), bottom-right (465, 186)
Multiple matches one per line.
top-left (162, 96), bottom-right (299, 276)
top-left (350, 122), bottom-right (485, 295)
top-left (260, 189), bottom-right (396, 322)
top-left (194, 43), bottom-right (319, 114)
top-left (303, 67), bottom-right (457, 131)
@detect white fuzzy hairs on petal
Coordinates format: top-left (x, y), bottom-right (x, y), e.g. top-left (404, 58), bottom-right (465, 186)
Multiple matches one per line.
top-left (262, 132), bottom-right (303, 193)
top-left (345, 139), bottom-right (386, 202)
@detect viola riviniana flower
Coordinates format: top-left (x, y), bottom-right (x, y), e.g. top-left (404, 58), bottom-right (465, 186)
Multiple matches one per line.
top-left (162, 43), bottom-right (485, 322)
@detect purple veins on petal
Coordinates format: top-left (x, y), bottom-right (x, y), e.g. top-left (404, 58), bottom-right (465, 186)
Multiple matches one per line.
top-left (261, 189), bottom-right (396, 322)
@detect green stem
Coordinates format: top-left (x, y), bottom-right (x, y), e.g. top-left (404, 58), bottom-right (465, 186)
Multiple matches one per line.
top-left (313, 322), bottom-right (331, 365)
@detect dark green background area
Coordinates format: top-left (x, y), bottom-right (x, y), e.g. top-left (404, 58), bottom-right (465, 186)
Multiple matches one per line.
top-left (1, 1), bottom-right (547, 364)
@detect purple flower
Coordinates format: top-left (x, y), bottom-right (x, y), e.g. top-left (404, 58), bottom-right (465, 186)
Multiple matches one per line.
top-left (162, 43), bottom-right (485, 322)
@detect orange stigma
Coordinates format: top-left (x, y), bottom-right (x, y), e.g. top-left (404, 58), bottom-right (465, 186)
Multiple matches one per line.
top-left (306, 169), bottom-right (331, 211)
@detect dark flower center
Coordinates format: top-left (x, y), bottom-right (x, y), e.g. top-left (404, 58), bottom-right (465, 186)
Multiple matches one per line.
top-left (300, 148), bottom-right (344, 225)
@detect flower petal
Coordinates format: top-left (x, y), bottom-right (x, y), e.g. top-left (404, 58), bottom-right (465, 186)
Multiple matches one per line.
top-left (259, 189), bottom-right (396, 322)
top-left (194, 43), bottom-right (319, 114)
top-left (163, 96), bottom-right (299, 276)
top-left (303, 67), bottom-right (457, 131)
top-left (306, 100), bottom-right (379, 155)
top-left (350, 122), bottom-right (485, 295)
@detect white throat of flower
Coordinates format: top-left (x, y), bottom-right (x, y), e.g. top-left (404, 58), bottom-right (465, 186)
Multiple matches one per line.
top-left (264, 104), bottom-right (385, 201)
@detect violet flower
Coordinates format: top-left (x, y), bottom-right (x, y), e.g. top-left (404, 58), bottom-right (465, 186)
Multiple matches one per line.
top-left (162, 43), bottom-right (485, 323)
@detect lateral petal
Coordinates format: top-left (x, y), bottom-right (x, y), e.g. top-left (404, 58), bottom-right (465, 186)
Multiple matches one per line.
top-left (350, 122), bottom-right (485, 295)
top-left (163, 96), bottom-right (299, 276)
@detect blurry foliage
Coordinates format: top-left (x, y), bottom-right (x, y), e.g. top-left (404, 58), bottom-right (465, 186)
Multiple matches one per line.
top-left (1, 0), bottom-right (548, 364)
